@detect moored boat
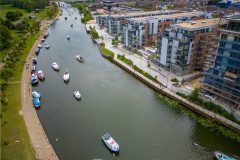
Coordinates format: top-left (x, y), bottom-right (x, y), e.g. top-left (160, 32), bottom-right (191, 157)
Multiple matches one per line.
top-left (73, 91), bottom-right (81, 100)
top-left (33, 97), bottom-right (41, 108)
top-left (45, 44), bottom-right (50, 49)
top-left (76, 55), bottom-right (84, 62)
top-left (52, 62), bottom-right (59, 71)
top-left (31, 73), bottom-right (39, 85)
top-left (35, 47), bottom-right (40, 55)
top-left (101, 133), bottom-right (120, 155)
top-left (67, 35), bottom-right (70, 40)
top-left (214, 151), bottom-right (239, 160)
top-left (44, 31), bottom-right (49, 38)
top-left (37, 70), bottom-right (45, 80)
top-left (32, 91), bottom-right (41, 98)
top-left (32, 57), bottom-right (37, 64)
top-left (41, 38), bottom-right (45, 42)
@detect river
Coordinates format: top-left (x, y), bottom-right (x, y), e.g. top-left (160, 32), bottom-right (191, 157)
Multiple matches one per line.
top-left (33, 5), bottom-right (240, 160)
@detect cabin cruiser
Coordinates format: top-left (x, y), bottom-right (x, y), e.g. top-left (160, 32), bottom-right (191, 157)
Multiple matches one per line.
top-left (35, 48), bottom-right (40, 55)
top-left (32, 57), bottom-right (37, 64)
top-left (32, 91), bottom-right (41, 98)
top-left (76, 55), bottom-right (84, 62)
top-left (33, 97), bottom-right (41, 108)
top-left (31, 65), bottom-right (36, 74)
top-left (31, 73), bottom-right (38, 85)
top-left (41, 38), bottom-right (45, 42)
top-left (63, 69), bottom-right (70, 82)
top-left (45, 44), bottom-right (50, 49)
top-left (37, 44), bottom-right (42, 48)
top-left (101, 133), bottom-right (120, 154)
top-left (73, 91), bottom-right (81, 100)
top-left (52, 62), bottom-right (59, 71)
top-left (44, 31), bottom-right (49, 38)
top-left (213, 151), bottom-right (238, 160)
top-left (37, 70), bottom-right (45, 80)
top-left (67, 35), bottom-right (70, 40)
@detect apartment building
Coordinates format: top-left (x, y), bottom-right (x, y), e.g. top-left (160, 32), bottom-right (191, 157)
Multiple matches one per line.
top-left (157, 18), bottom-right (220, 76)
top-left (122, 11), bottom-right (209, 50)
top-left (96, 10), bottom-right (179, 35)
top-left (203, 15), bottom-right (240, 109)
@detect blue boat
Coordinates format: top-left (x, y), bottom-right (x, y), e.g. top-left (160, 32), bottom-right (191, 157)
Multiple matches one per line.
top-left (31, 74), bottom-right (38, 84)
top-left (214, 151), bottom-right (239, 160)
top-left (32, 91), bottom-right (41, 98)
top-left (101, 133), bottom-right (120, 155)
top-left (33, 97), bottom-right (41, 108)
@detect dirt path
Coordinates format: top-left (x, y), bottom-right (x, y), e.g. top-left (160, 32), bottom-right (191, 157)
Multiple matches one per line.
top-left (21, 13), bottom-right (60, 160)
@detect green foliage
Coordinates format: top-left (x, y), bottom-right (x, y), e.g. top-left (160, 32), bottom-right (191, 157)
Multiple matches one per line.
top-left (176, 92), bottom-right (188, 98)
top-left (12, 0), bottom-right (49, 12)
top-left (99, 45), bottom-right (114, 58)
top-left (73, 3), bottom-right (93, 23)
top-left (46, 2), bottom-right (58, 19)
top-left (117, 55), bottom-right (133, 66)
top-left (150, 53), bottom-right (157, 59)
top-left (156, 93), bottom-right (240, 142)
top-left (188, 89), bottom-right (201, 102)
top-left (5, 10), bottom-right (23, 21)
top-left (0, 25), bottom-right (12, 49)
top-left (112, 36), bottom-right (119, 46)
top-left (90, 28), bottom-right (99, 39)
top-left (171, 78), bottom-right (179, 82)
top-left (15, 20), bottom-right (27, 31)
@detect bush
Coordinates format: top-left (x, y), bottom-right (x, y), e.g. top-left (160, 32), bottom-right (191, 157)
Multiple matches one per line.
top-left (15, 21), bottom-right (27, 31)
top-left (5, 10), bottom-right (23, 21)
top-left (90, 28), bottom-right (99, 39)
top-left (100, 46), bottom-right (114, 58)
top-left (0, 25), bottom-right (12, 49)
top-left (171, 78), bottom-right (179, 82)
top-left (117, 55), bottom-right (133, 66)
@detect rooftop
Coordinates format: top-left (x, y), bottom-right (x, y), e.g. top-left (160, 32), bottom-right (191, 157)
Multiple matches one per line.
top-left (130, 11), bottom-right (205, 22)
top-left (172, 18), bottom-right (220, 30)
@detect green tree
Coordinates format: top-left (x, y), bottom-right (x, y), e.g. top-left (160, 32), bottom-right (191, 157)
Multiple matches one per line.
top-left (5, 10), bottom-right (23, 21)
top-left (0, 82), bottom-right (8, 97)
top-left (0, 25), bottom-right (12, 49)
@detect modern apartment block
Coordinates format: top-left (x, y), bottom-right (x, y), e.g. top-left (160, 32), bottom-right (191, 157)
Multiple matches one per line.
top-left (157, 18), bottom-right (220, 76)
top-left (96, 10), bottom-right (179, 35)
top-left (122, 11), bottom-right (210, 50)
top-left (203, 15), bottom-right (240, 109)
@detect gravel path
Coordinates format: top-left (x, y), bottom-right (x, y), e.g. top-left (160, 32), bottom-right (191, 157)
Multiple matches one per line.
top-left (21, 16), bottom-right (60, 160)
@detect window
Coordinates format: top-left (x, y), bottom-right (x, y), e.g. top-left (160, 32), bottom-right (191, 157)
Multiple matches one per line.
top-left (234, 36), bottom-right (240, 43)
top-left (230, 52), bottom-right (240, 59)
top-left (232, 44), bottom-right (240, 50)
top-left (221, 34), bottom-right (228, 40)
top-left (219, 42), bottom-right (225, 48)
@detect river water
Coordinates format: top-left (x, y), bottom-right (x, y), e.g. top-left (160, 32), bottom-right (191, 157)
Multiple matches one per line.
top-left (33, 5), bottom-right (240, 160)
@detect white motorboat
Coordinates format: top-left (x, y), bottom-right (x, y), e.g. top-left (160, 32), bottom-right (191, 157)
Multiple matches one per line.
top-left (76, 55), bottom-right (84, 62)
top-left (102, 133), bottom-right (120, 154)
top-left (73, 91), bottom-right (81, 100)
top-left (37, 70), bottom-right (45, 80)
top-left (63, 69), bottom-right (70, 82)
top-left (52, 62), bottom-right (59, 71)
top-left (45, 44), bottom-right (50, 49)
top-left (67, 35), bottom-right (70, 40)
top-left (37, 44), bottom-right (42, 48)
top-left (41, 38), bottom-right (45, 42)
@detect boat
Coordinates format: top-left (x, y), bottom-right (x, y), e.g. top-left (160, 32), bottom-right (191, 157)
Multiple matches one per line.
top-left (67, 35), bottom-right (70, 40)
top-left (75, 17), bottom-right (77, 20)
top-left (76, 55), bottom-right (84, 62)
top-left (37, 70), bottom-right (45, 80)
top-left (52, 62), bottom-right (59, 71)
top-left (214, 151), bottom-right (239, 160)
top-left (31, 65), bottom-right (36, 74)
top-left (32, 91), bottom-right (41, 98)
top-left (71, 24), bottom-right (73, 27)
top-left (37, 44), bottom-right (42, 48)
top-left (63, 69), bottom-right (70, 82)
top-left (45, 44), bottom-right (50, 49)
top-left (33, 97), bottom-right (41, 108)
top-left (44, 31), bottom-right (49, 38)
top-left (65, 17), bottom-right (67, 20)
top-left (101, 133), bottom-right (120, 154)
top-left (73, 91), bottom-right (81, 100)
top-left (41, 38), bottom-right (45, 42)
top-left (31, 73), bottom-right (38, 84)
top-left (35, 47), bottom-right (40, 55)
top-left (32, 57), bottom-right (37, 64)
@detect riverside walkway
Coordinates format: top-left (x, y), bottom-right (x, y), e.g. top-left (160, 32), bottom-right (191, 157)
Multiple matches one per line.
top-left (113, 54), bottom-right (240, 133)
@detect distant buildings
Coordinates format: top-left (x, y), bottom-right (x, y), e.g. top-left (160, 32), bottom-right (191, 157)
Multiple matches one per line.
top-left (122, 11), bottom-right (209, 50)
top-left (203, 14), bottom-right (240, 109)
top-left (157, 18), bottom-right (220, 76)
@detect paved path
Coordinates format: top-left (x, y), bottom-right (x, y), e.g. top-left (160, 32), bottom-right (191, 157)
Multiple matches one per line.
top-left (21, 15), bottom-right (60, 160)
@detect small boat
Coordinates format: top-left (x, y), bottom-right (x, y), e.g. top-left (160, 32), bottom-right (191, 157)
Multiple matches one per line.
top-left (63, 69), bottom-right (70, 82)
top-left (31, 65), bottom-right (36, 74)
top-left (101, 133), bottom-right (120, 155)
top-left (41, 38), bottom-right (45, 42)
top-left (44, 31), bottom-right (49, 38)
top-left (71, 24), bottom-right (73, 27)
top-left (52, 62), bottom-right (59, 71)
top-left (32, 91), bottom-right (41, 98)
top-left (35, 48), bottom-right (40, 55)
top-left (37, 44), bottom-right (42, 48)
top-left (45, 44), bottom-right (50, 49)
top-left (76, 55), bottom-right (84, 62)
top-left (67, 35), bottom-right (70, 40)
top-left (32, 57), bottom-right (37, 64)
top-left (33, 97), bottom-right (41, 108)
top-left (65, 17), bottom-right (67, 20)
top-left (37, 70), bottom-right (45, 80)
top-left (214, 151), bottom-right (239, 160)
top-left (31, 73), bottom-right (39, 84)
top-left (75, 17), bottom-right (77, 20)
top-left (73, 91), bottom-right (81, 100)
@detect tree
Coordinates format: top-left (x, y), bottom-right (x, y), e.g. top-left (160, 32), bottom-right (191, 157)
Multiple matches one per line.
top-left (15, 21), bottom-right (27, 31)
top-left (0, 25), bottom-right (12, 49)
top-left (0, 68), bottom-right (14, 82)
top-left (0, 82), bottom-right (8, 97)
top-left (100, 35), bottom-right (104, 43)
top-left (5, 10), bottom-right (23, 21)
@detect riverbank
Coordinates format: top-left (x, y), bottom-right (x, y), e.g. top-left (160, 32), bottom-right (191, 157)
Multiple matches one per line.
top-left (20, 9), bottom-right (61, 159)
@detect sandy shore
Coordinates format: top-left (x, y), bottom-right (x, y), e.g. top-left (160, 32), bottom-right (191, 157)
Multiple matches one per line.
top-left (21, 13), bottom-right (60, 160)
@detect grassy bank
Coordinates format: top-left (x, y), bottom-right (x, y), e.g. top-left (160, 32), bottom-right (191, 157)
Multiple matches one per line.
top-left (99, 44), bottom-right (114, 58)
top-left (73, 2), bottom-right (93, 23)
top-left (1, 84), bottom-right (35, 160)
top-left (157, 93), bottom-right (240, 143)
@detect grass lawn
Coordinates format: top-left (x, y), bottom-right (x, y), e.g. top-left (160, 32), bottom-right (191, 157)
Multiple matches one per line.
top-left (35, 5), bottom-right (60, 20)
top-left (1, 84), bottom-right (35, 160)
top-left (99, 45), bottom-right (114, 58)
